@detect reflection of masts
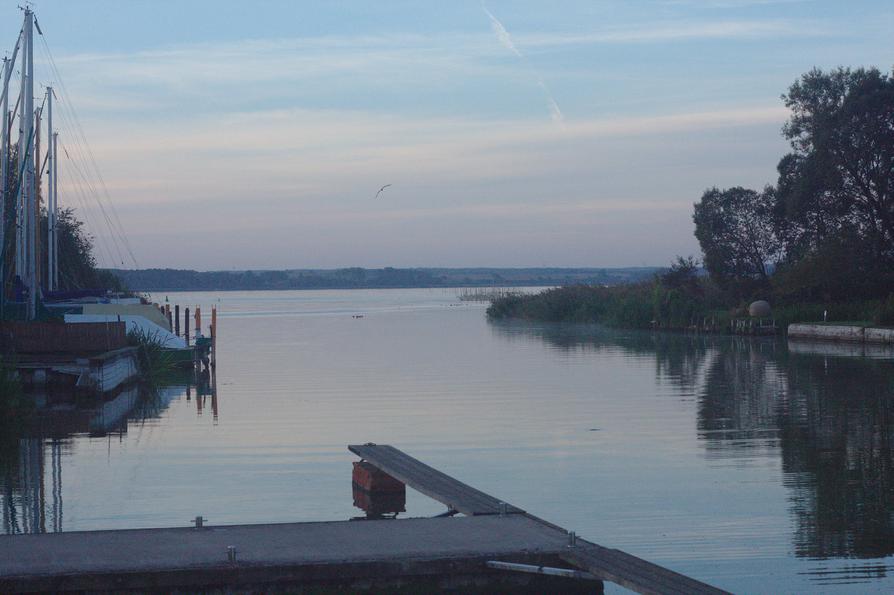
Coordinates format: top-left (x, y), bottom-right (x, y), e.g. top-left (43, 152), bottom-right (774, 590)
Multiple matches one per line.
top-left (2, 471), bottom-right (17, 534)
top-left (211, 364), bottom-right (218, 422)
top-left (51, 439), bottom-right (62, 532)
top-left (18, 437), bottom-right (42, 534)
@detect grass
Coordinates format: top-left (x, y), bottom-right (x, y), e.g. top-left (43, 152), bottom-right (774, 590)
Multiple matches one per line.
top-left (488, 283), bottom-right (894, 334)
top-left (126, 327), bottom-right (177, 386)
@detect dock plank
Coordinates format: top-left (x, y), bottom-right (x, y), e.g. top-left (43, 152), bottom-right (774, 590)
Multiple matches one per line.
top-left (352, 444), bottom-right (730, 595)
top-left (349, 443), bottom-right (524, 516)
top-left (0, 516), bottom-right (572, 593)
top-left (561, 543), bottom-right (731, 595)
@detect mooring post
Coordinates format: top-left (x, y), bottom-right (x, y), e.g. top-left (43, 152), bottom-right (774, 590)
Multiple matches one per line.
top-left (211, 306), bottom-right (217, 365)
top-left (184, 307), bottom-right (190, 344)
top-left (174, 305), bottom-right (180, 336)
top-left (195, 306), bottom-right (201, 337)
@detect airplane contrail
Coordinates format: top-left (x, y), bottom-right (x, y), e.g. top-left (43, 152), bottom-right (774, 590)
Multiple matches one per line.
top-left (482, 3), bottom-right (565, 127)
top-left (482, 5), bottom-right (522, 57)
top-left (538, 79), bottom-right (566, 127)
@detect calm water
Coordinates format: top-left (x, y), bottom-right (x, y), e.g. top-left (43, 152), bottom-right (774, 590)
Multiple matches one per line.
top-left (3, 288), bottom-right (894, 593)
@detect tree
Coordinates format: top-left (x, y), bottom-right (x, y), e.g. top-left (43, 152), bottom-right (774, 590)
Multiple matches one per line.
top-left (693, 186), bottom-right (781, 294)
top-left (660, 256), bottom-right (700, 293)
top-left (776, 67), bottom-right (894, 263)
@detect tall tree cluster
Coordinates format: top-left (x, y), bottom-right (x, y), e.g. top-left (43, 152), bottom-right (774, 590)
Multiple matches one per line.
top-left (694, 67), bottom-right (894, 301)
top-left (1, 145), bottom-right (114, 297)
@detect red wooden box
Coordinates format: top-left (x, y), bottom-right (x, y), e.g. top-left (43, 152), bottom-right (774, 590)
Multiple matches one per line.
top-left (352, 461), bottom-right (405, 493)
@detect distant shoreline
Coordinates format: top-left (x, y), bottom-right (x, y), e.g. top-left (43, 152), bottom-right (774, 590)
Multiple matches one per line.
top-left (107, 266), bottom-right (662, 293)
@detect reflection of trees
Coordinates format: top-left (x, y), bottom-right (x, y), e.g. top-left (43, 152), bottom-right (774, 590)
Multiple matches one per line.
top-left (490, 319), bottom-right (894, 560)
top-left (489, 320), bottom-right (717, 392)
top-left (776, 353), bottom-right (894, 559)
top-left (697, 338), bottom-right (786, 441)
top-left (698, 342), bottom-right (894, 559)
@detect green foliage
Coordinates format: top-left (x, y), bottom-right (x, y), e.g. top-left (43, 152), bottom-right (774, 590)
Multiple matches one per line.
top-left (771, 230), bottom-right (894, 302)
top-left (693, 186), bottom-right (781, 296)
top-left (0, 357), bottom-right (24, 408)
top-left (492, 67), bottom-right (894, 330)
top-left (127, 327), bottom-right (176, 384)
top-left (659, 256), bottom-right (701, 292)
top-left (46, 208), bottom-right (125, 291)
top-left (0, 357), bottom-right (31, 450)
top-left (777, 67), bottom-right (894, 264)
top-left (488, 272), bottom-right (727, 330)
top-left (1, 139), bottom-right (122, 294)
top-left (771, 302), bottom-right (877, 328)
top-left (692, 66), bottom-right (894, 306)
top-left (875, 295), bottom-right (894, 327)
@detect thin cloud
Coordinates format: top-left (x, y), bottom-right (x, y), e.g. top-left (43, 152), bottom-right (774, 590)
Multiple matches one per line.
top-left (519, 19), bottom-right (825, 46)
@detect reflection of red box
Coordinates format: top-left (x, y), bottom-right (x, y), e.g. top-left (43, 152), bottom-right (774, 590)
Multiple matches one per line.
top-left (352, 461), bottom-right (405, 493)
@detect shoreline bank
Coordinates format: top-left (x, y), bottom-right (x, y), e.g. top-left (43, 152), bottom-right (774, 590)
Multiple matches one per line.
top-left (788, 323), bottom-right (894, 344)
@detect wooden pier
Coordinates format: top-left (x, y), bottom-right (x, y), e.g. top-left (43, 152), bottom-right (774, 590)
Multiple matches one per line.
top-left (0, 445), bottom-right (729, 594)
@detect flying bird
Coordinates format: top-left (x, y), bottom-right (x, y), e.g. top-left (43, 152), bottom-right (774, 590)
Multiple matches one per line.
top-left (374, 184), bottom-right (392, 199)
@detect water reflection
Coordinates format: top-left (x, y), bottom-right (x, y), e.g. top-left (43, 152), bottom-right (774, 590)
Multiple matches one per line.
top-left (0, 368), bottom-right (218, 535)
top-left (490, 322), bottom-right (894, 562)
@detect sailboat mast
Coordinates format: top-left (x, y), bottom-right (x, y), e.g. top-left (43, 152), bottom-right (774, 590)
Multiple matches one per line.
top-left (34, 100), bottom-right (40, 293)
top-left (0, 58), bottom-right (7, 307)
top-left (47, 87), bottom-right (56, 293)
top-left (51, 131), bottom-right (58, 291)
top-left (22, 8), bottom-right (36, 319)
top-left (16, 22), bottom-right (26, 284)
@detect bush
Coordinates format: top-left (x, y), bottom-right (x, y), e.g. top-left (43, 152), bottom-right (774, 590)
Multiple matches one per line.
top-left (127, 327), bottom-right (176, 383)
top-left (487, 275), bottom-right (725, 330)
top-left (875, 295), bottom-right (894, 327)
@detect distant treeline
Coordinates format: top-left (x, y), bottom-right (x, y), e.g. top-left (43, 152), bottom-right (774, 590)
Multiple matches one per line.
top-left (106, 266), bottom-right (660, 292)
top-left (490, 67), bottom-right (894, 330)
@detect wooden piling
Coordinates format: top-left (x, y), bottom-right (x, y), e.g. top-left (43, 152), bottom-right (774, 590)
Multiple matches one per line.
top-left (184, 307), bottom-right (190, 344)
top-left (211, 306), bottom-right (217, 365)
top-left (195, 306), bottom-right (201, 337)
top-left (174, 305), bottom-right (180, 336)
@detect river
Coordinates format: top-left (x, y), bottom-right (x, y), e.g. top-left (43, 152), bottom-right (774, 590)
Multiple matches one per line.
top-left (2, 288), bottom-right (893, 593)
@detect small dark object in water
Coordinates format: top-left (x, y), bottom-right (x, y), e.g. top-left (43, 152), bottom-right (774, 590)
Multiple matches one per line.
top-left (352, 315), bottom-right (364, 319)
top-left (588, 428), bottom-right (601, 432)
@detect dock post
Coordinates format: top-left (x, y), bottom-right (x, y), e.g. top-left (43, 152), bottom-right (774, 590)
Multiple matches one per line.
top-left (195, 306), bottom-right (202, 337)
top-left (211, 306), bottom-right (217, 366)
top-left (174, 305), bottom-right (180, 336)
top-left (184, 307), bottom-right (190, 344)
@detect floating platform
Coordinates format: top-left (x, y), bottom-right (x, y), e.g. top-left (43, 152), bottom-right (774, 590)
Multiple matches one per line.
top-left (0, 445), bottom-right (729, 594)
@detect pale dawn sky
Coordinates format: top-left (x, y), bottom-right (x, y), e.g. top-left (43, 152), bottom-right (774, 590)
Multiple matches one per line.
top-left (4, 0), bottom-right (892, 269)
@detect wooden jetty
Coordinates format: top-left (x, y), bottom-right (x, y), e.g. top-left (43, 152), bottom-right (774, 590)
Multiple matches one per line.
top-left (0, 444), bottom-right (729, 594)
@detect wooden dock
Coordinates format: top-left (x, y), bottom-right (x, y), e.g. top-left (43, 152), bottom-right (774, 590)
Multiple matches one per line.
top-left (351, 444), bottom-right (729, 595)
top-left (0, 444), bottom-right (730, 594)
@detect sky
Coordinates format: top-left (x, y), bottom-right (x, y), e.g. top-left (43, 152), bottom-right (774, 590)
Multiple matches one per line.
top-left (2, 0), bottom-right (891, 270)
